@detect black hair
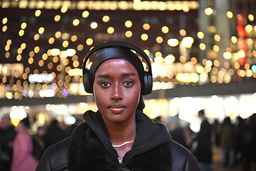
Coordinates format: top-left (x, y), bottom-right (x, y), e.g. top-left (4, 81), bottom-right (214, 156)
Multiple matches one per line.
top-left (20, 117), bottom-right (30, 128)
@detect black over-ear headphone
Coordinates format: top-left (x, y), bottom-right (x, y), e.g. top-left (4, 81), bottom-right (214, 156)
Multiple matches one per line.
top-left (82, 41), bottom-right (153, 95)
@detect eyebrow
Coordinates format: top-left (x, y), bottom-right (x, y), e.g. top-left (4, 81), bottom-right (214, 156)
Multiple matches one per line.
top-left (96, 72), bottom-right (137, 79)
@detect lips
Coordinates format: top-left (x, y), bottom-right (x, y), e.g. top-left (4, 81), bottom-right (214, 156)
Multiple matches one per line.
top-left (109, 105), bottom-right (125, 114)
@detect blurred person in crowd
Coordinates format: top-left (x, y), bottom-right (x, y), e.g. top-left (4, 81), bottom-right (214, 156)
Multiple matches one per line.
top-left (11, 117), bottom-right (38, 171)
top-left (166, 115), bottom-right (191, 149)
top-left (220, 116), bottom-right (236, 167)
top-left (0, 115), bottom-right (16, 171)
top-left (193, 109), bottom-right (213, 171)
top-left (42, 119), bottom-right (70, 148)
top-left (36, 41), bottom-right (200, 170)
top-left (213, 119), bottom-right (221, 148)
top-left (31, 126), bottom-right (46, 161)
top-left (68, 115), bottom-right (84, 135)
top-left (234, 116), bottom-right (245, 163)
top-left (243, 113), bottom-right (256, 171)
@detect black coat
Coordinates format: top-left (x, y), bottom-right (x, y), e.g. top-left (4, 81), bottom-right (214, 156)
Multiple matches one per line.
top-left (194, 119), bottom-right (212, 163)
top-left (36, 111), bottom-right (200, 171)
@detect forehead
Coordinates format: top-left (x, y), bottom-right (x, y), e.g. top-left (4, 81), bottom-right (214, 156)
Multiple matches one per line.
top-left (95, 59), bottom-right (138, 75)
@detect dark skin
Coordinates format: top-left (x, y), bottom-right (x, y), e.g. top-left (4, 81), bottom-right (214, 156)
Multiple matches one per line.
top-left (93, 59), bottom-right (141, 159)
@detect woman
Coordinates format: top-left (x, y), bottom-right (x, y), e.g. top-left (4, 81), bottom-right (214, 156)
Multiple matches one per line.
top-left (36, 41), bottom-right (200, 170)
top-left (11, 117), bottom-right (38, 171)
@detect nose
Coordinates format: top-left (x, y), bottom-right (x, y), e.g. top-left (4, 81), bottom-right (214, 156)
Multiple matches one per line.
top-left (111, 83), bottom-right (122, 100)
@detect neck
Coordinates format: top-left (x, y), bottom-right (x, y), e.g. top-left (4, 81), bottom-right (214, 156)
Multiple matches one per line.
top-left (107, 121), bottom-right (136, 144)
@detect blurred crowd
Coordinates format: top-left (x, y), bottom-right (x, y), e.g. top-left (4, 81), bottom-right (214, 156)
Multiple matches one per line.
top-left (0, 115), bottom-right (83, 171)
top-left (160, 111), bottom-right (256, 171)
top-left (1, 112), bottom-right (256, 171)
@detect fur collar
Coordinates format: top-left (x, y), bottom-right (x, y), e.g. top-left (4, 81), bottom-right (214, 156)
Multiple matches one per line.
top-left (68, 122), bottom-right (172, 170)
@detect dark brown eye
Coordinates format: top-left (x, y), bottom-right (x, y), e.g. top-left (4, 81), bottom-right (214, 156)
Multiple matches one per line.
top-left (100, 81), bottom-right (111, 88)
top-left (123, 81), bottom-right (133, 87)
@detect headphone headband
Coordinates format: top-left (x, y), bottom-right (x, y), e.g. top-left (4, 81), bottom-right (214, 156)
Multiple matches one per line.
top-left (82, 41), bottom-right (152, 74)
top-left (82, 41), bottom-right (153, 95)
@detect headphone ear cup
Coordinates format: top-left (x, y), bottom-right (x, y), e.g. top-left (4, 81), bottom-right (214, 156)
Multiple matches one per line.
top-left (142, 72), bottom-right (153, 95)
top-left (83, 69), bottom-right (93, 93)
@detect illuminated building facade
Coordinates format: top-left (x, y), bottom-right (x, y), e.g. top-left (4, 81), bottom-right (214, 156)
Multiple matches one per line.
top-left (0, 1), bottom-right (201, 101)
top-left (0, 0), bottom-right (256, 124)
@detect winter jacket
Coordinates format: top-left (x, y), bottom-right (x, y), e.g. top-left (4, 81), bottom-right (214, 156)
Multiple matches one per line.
top-left (36, 110), bottom-right (200, 171)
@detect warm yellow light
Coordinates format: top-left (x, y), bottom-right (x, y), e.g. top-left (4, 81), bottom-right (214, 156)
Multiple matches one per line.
top-left (34, 46), bottom-right (40, 53)
top-left (204, 7), bottom-right (213, 15)
top-left (73, 19), bottom-right (80, 26)
top-left (214, 34), bottom-right (221, 42)
top-left (42, 53), bottom-right (48, 60)
top-left (102, 15), bottom-right (110, 22)
top-left (125, 20), bottom-right (132, 28)
top-left (154, 56), bottom-right (164, 64)
top-left (208, 26), bottom-right (216, 33)
top-left (197, 31), bottom-right (204, 39)
top-left (223, 52), bottom-right (232, 59)
top-left (62, 40), bottom-right (69, 48)
top-left (66, 49), bottom-right (76, 56)
top-left (2, 25), bottom-right (7, 32)
top-left (156, 36), bottom-right (163, 44)
top-left (231, 36), bottom-right (237, 43)
top-left (245, 25), bottom-right (253, 33)
top-left (51, 48), bottom-right (60, 56)
top-left (53, 56), bottom-right (59, 63)
top-left (28, 57), bottom-right (34, 64)
top-left (161, 26), bottom-right (169, 34)
top-left (71, 35), bottom-right (77, 42)
top-left (38, 27), bottom-right (45, 34)
top-left (5, 45), bottom-right (10, 51)
top-left (73, 61), bottom-right (79, 67)
top-left (164, 54), bottom-right (175, 64)
top-left (35, 10), bottom-right (41, 17)
top-left (238, 50), bottom-right (246, 58)
top-left (6, 39), bottom-right (12, 45)
top-left (68, 68), bottom-right (83, 76)
top-left (248, 14), bottom-right (254, 21)
top-left (181, 37), bottom-right (194, 48)
top-left (54, 15), bottom-right (61, 22)
top-left (179, 29), bottom-right (186, 36)
top-left (107, 27), bottom-right (115, 34)
top-left (141, 33), bottom-right (148, 41)
top-left (90, 22), bottom-right (98, 29)
top-left (19, 30), bottom-right (25, 37)
top-left (206, 60), bottom-right (212, 67)
top-left (16, 55), bottom-right (22, 61)
top-left (125, 30), bottom-right (132, 38)
top-left (38, 60), bottom-right (44, 67)
top-left (213, 60), bottom-right (220, 67)
top-left (55, 31), bottom-right (61, 38)
top-left (167, 38), bottom-right (179, 47)
top-left (82, 11), bottom-right (90, 18)
top-left (21, 22), bottom-right (27, 29)
top-left (48, 37), bottom-right (55, 44)
top-left (86, 38), bottom-right (93, 45)
top-left (226, 11), bottom-right (233, 19)
top-left (20, 43), bottom-right (26, 51)
top-left (213, 45), bottom-right (219, 52)
top-left (199, 43), bottom-right (206, 50)
top-left (2, 17), bottom-right (8, 24)
top-left (77, 44), bottom-right (84, 51)
top-left (61, 6), bottom-right (68, 13)
top-left (143, 23), bottom-right (150, 30)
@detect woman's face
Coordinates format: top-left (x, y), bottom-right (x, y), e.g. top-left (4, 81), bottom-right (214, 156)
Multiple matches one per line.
top-left (93, 59), bottom-right (141, 125)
